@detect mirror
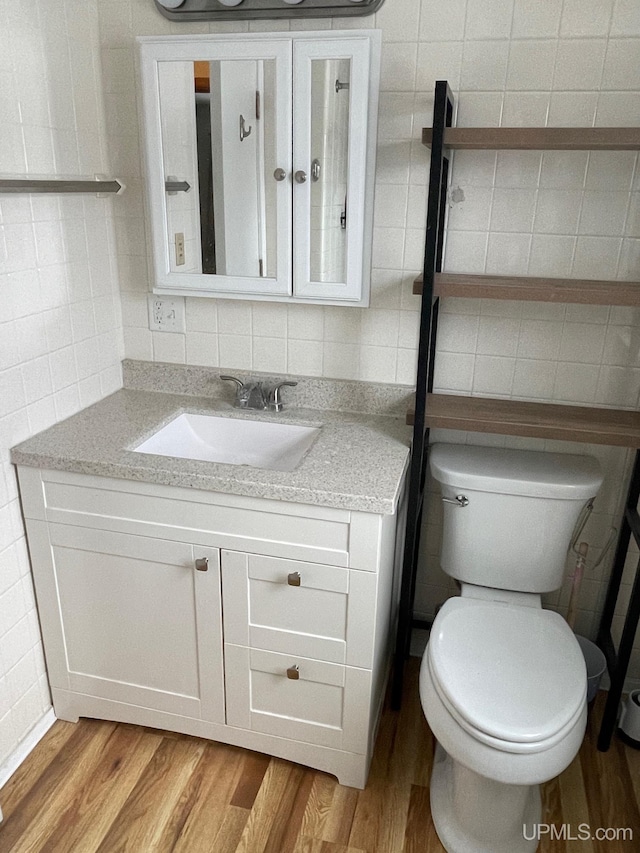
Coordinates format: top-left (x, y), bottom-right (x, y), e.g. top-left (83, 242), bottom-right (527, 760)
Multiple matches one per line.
top-left (309, 59), bottom-right (350, 284)
top-left (158, 57), bottom-right (351, 284)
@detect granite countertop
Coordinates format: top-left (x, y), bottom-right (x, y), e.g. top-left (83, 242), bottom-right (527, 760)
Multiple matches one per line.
top-left (11, 384), bottom-right (412, 514)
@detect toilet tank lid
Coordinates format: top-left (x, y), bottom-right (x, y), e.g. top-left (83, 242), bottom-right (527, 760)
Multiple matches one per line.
top-left (429, 444), bottom-right (603, 499)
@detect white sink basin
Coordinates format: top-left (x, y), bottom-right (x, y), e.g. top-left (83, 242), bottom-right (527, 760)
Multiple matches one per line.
top-left (133, 413), bottom-right (320, 472)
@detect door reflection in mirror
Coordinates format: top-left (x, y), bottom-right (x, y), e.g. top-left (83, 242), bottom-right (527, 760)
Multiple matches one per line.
top-left (309, 58), bottom-right (350, 284)
top-left (196, 59), bottom-right (276, 278)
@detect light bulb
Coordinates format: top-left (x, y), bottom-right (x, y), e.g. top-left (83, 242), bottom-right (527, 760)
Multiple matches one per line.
top-left (157, 0), bottom-right (185, 8)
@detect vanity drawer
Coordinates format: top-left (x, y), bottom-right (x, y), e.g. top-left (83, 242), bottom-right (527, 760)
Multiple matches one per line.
top-left (224, 645), bottom-right (371, 753)
top-left (22, 469), bottom-right (352, 566)
top-left (221, 551), bottom-right (377, 667)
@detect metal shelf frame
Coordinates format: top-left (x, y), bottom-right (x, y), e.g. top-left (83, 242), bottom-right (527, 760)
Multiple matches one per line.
top-left (391, 80), bottom-right (453, 709)
top-left (391, 79), bottom-right (640, 753)
top-left (597, 452), bottom-right (640, 750)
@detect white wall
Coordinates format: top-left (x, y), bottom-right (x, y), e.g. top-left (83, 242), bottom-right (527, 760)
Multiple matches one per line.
top-left (0, 0), bottom-right (124, 768)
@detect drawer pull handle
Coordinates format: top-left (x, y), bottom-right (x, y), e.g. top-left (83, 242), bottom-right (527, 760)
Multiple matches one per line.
top-left (195, 557), bottom-right (209, 572)
top-left (287, 571), bottom-right (301, 587)
top-left (286, 665), bottom-right (300, 680)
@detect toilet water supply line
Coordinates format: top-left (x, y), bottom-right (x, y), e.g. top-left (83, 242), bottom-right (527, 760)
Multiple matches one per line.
top-left (565, 499), bottom-right (617, 631)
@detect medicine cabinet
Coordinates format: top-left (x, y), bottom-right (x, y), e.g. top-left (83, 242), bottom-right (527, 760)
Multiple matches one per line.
top-left (137, 31), bottom-right (380, 306)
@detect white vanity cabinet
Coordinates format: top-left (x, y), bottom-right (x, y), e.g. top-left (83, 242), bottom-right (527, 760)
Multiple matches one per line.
top-left (138, 31), bottom-right (380, 306)
top-left (17, 466), bottom-right (405, 788)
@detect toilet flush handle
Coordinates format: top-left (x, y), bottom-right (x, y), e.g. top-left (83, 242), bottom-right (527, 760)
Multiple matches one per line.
top-left (442, 495), bottom-right (469, 507)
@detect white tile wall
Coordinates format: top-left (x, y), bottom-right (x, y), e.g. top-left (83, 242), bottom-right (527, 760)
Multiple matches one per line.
top-left (0, 0), bottom-right (124, 767)
top-left (99, 0), bottom-right (640, 677)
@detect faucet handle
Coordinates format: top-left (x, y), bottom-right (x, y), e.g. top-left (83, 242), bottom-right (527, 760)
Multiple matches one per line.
top-left (220, 375), bottom-right (245, 408)
top-left (220, 374), bottom-right (243, 389)
top-left (269, 381), bottom-right (297, 412)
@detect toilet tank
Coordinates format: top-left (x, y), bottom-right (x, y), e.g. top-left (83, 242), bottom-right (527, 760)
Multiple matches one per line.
top-left (429, 444), bottom-right (603, 593)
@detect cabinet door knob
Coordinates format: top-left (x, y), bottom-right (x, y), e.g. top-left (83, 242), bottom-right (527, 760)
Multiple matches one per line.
top-left (287, 571), bottom-right (301, 587)
top-left (286, 665), bottom-right (300, 680)
top-left (195, 557), bottom-right (209, 572)
top-left (273, 167), bottom-right (286, 182)
top-left (294, 170), bottom-right (307, 184)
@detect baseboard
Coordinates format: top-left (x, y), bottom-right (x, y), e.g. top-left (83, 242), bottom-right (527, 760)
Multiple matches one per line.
top-left (0, 709), bottom-right (57, 799)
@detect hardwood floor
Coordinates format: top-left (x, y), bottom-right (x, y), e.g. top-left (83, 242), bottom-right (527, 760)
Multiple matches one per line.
top-left (1, 659), bottom-right (639, 852)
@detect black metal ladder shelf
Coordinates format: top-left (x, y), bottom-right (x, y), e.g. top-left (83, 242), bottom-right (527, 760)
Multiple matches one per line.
top-left (391, 80), bottom-right (640, 756)
top-left (391, 80), bottom-right (453, 708)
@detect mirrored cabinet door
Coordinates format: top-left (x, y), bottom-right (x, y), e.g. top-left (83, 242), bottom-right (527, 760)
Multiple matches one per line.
top-left (292, 38), bottom-right (373, 303)
top-left (141, 37), bottom-right (293, 298)
top-left (138, 32), bottom-right (380, 306)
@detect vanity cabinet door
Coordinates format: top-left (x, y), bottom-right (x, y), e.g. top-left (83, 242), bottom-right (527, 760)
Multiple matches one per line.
top-left (37, 524), bottom-right (224, 723)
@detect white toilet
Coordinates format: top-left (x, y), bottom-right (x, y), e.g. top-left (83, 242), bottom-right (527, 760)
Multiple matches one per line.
top-left (421, 443), bottom-right (603, 853)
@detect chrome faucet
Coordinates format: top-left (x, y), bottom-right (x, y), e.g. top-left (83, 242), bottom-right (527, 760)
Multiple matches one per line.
top-left (221, 376), bottom-right (297, 412)
top-left (269, 380), bottom-right (297, 412)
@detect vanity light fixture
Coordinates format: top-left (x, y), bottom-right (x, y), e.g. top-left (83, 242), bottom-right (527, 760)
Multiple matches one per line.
top-left (153, 0), bottom-right (385, 21)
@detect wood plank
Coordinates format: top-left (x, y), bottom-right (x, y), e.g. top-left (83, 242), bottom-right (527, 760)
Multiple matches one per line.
top-left (230, 751), bottom-right (272, 809)
top-left (403, 784), bottom-right (444, 853)
top-left (264, 766), bottom-right (315, 853)
top-left (540, 776), bottom-right (566, 853)
top-left (406, 394), bottom-right (640, 448)
top-left (557, 755), bottom-right (594, 853)
top-left (348, 695), bottom-right (413, 852)
top-left (39, 725), bottom-right (163, 853)
top-left (320, 784), bottom-right (359, 845)
top-left (422, 126), bottom-right (640, 150)
top-left (298, 773), bottom-right (339, 841)
top-left (0, 719), bottom-right (78, 822)
top-left (95, 736), bottom-right (206, 853)
top-left (211, 805), bottom-right (252, 853)
top-left (164, 743), bottom-right (247, 853)
top-left (0, 720), bottom-right (117, 852)
top-left (294, 839), bottom-right (367, 853)
top-left (579, 695), bottom-right (640, 852)
top-left (234, 760), bottom-right (302, 853)
top-left (412, 273), bottom-right (640, 306)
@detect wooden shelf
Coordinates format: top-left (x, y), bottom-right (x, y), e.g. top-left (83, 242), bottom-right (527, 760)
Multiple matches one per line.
top-left (406, 394), bottom-right (640, 447)
top-left (413, 273), bottom-right (640, 306)
top-left (422, 127), bottom-right (640, 151)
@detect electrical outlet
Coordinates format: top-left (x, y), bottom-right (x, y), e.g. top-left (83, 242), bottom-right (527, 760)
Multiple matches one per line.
top-left (148, 295), bottom-right (186, 333)
top-left (175, 232), bottom-right (185, 266)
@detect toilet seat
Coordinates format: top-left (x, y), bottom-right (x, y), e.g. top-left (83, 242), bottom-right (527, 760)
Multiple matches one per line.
top-left (428, 597), bottom-right (587, 755)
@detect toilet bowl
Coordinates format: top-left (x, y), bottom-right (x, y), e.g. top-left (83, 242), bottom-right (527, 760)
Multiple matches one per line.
top-left (421, 597), bottom-right (588, 853)
top-left (421, 443), bottom-right (603, 853)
